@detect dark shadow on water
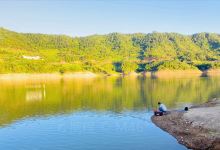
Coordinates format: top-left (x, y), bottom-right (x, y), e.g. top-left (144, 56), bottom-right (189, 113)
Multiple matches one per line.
top-left (201, 71), bottom-right (209, 77)
top-left (150, 72), bottom-right (158, 79)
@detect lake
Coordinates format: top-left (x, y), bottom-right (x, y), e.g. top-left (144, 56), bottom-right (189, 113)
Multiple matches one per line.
top-left (0, 75), bottom-right (220, 150)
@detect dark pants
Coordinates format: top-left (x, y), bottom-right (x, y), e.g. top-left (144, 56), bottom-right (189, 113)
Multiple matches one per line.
top-left (154, 111), bottom-right (164, 116)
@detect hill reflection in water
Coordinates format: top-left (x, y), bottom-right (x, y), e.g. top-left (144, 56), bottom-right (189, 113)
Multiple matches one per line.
top-left (0, 76), bottom-right (220, 126)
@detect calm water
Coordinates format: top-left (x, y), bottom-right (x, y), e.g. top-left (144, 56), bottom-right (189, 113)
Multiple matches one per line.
top-left (0, 76), bottom-right (220, 150)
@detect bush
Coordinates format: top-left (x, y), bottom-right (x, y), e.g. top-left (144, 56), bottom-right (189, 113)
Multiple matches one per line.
top-left (145, 61), bottom-right (163, 71)
top-left (158, 60), bottom-right (197, 70)
top-left (195, 62), bottom-right (220, 70)
top-left (121, 61), bottom-right (137, 74)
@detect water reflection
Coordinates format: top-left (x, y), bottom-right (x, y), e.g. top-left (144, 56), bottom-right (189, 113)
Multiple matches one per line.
top-left (25, 84), bottom-right (46, 102)
top-left (0, 76), bottom-right (220, 126)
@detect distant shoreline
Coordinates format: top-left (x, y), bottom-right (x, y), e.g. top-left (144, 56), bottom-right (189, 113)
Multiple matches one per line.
top-left (0, 72), bottom-right (98, 81)
top-left (0, 69), bottom-right (220, 80)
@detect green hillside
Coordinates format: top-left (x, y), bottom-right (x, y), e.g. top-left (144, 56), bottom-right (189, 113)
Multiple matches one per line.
top-left (0, 27), bottom-right (220, 74)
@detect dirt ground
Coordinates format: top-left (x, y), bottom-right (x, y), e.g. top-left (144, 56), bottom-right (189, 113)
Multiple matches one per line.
top-left (151, 99), bottom-right (220, 150)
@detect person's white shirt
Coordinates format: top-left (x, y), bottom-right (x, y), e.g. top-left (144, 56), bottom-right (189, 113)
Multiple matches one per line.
top-left (159, 103), bottom-right (167, 112)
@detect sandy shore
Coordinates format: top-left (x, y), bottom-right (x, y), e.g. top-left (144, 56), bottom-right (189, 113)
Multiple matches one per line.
top-left (152, 70), bottom-right (202, 78)
top-left (0, 69), bottom-right (219, 81)
top-left (0, 72), bottom-right (98, 80)
top-left (151, 99), bottom-right (220, 149)
top-left (206, 69), bottom-right (220, 76)
top-left (0, 69), bottom-right (220, 80)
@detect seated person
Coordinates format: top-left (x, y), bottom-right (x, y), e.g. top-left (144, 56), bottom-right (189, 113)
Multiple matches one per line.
top-left (158, 102), bottom-right (167, 113)
top-left (154, 102), bottom-right (167, 116)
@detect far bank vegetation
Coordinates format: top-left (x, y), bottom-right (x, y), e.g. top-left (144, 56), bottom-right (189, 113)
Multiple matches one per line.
top-left (0, 28), bottom-right (220, 74)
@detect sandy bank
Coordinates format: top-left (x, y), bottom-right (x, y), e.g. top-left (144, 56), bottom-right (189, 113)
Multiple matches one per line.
top-left (151, 70), bottom-right (202, 78)
top-left (0, 72), bottom-right (98, 81)
top-left (206, 69), bottom-right (220, 76)
top-left (151, 99), bottom-right (220, 149)
top-left (0, 69), bottom-right (220, 80)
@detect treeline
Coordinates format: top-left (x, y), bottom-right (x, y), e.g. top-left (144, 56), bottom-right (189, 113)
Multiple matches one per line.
top-left (0, 27), bottom-right (220, 73)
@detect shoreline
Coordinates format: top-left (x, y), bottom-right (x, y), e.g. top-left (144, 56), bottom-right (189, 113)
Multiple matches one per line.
top-left (0, 69), bottom-right (220, 80)
top-left (0, 72), bottom-right (98, 80)
top-left (151, 99), bottom-right (220, 149)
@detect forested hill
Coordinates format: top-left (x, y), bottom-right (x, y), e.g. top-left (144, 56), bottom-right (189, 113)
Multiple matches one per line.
top-left (0, 27), bottom-right (220, 73)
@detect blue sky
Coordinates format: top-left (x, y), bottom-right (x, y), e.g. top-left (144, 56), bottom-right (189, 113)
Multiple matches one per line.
top-left (0, 0), bottom-right (220, 37)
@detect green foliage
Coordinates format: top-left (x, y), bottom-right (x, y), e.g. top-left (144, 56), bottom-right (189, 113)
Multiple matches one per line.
top-left (0, 28), bottom-right (220, 73)
top-left (194, 61), bottom-right (220, 70)
top-left (157, 60), bottom-right (197, 70)
top-left (59, 63), bottom-right (83, 74)
top-left (145, 61), bottom-right (163, 71)
top-left (121, 61), bottom-right (138, 74)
